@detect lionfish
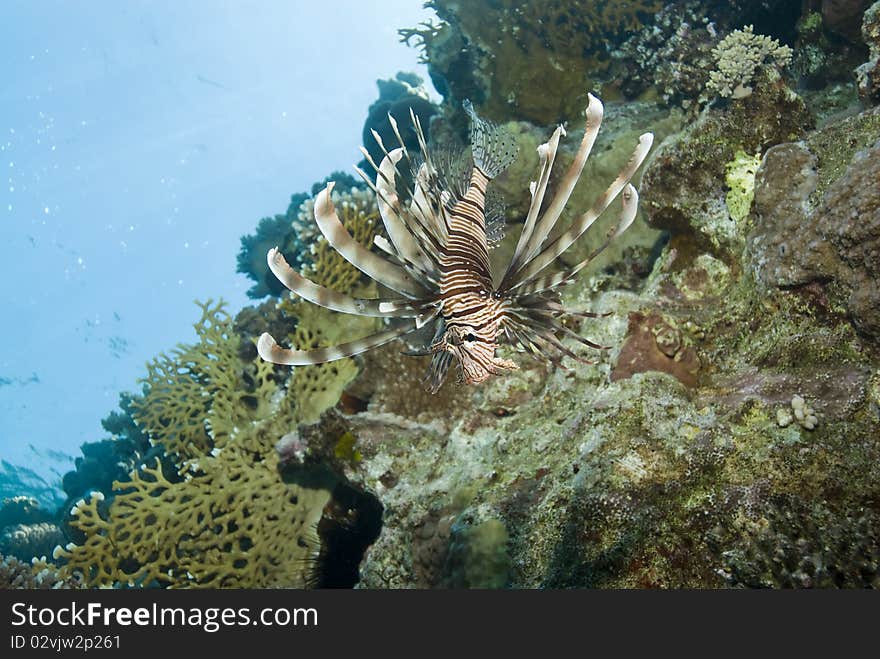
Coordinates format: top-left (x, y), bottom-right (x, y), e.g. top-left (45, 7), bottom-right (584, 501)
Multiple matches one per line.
top-left (257, 94), bottom-right (653, 392)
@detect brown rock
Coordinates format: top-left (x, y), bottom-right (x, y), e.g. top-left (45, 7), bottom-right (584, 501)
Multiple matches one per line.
top-left (612, 311), bottom-right (700, 387)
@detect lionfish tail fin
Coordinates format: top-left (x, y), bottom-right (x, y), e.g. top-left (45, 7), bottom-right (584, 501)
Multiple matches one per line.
top-left (463, 99), bottom-right (518, 179)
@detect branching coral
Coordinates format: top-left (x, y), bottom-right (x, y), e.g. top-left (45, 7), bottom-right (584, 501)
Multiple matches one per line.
top-left (706, 25), bottom-right (793, 99)
top-left (54, 300), bottom-right (332, 588)
top-left (614, 1), bottom-right (719, 106)
top-left (0, 522), bottom-right (64, 561)
top-left (1, 554), bottom-right (82, 589)
top-left (56, 457), bottom-right (328, 588)
top-left (131, 300), bottom-right (261, 460)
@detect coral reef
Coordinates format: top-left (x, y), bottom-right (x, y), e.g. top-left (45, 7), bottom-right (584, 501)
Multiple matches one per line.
top-left (15, 1), bottom-right (876, 593)
top-left (237, 192), bottom-right (309, 299)
top-left (0, 461), bottom-right (65, 512)
top-left (293, 187), bottom-right (380, 293)
top-left (267, 43), bottom-right (878, 588)
top-left (359, 73), bottom-right (438, 172)
top-left (403, 0), bottom-right (665, 124)
top-left (856, 1), bottom-right (880, 103)
top-left (614, 1), bottom-right (720, 106)
top-left (823, 0), bottom-right (874, 42)
top-left (307, 313), bottom-right (879, 588)
top-left (0, 495), bottom-right (52, 529)
top-left (54, 301), bottom-right (332, 588)
top-left (1, 522), bottom-right (64, 562)
top-left (62, 393), bottom-right (153, 506)
top-left (1, 555), bottom-right (82, 589)
top-left (641, 68), bottom-right (812, 258)
top-left (705, 25), bottom-right (793, 100)
top-left (283, 303), bottom-right (376, 425)
top-left (746, 108), bottom-right (880, 340)
top-left (0, 496), bottom-right (63, 561)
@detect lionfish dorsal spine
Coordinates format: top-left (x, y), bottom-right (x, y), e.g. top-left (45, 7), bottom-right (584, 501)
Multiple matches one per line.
top-left (463, 99), bottom-right (519, 179)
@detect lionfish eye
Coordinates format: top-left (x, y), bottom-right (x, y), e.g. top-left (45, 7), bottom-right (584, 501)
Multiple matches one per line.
top-left (464, 333), bottom-right (477, 343)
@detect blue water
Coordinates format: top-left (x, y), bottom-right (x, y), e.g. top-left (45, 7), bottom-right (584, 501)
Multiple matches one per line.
top-left (0, 1), bottom-right (435, 498)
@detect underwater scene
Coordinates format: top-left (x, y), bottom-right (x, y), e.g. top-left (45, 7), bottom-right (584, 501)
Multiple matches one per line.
top-left (1, 0), bottom-right (879, 590)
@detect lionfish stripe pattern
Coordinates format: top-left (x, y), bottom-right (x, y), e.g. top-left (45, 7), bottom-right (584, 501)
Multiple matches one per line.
top-left (258, 93), bottom-right (654, 392)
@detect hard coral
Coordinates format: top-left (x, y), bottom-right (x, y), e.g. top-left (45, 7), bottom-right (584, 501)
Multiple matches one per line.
top-left (294, 187), bottom-right (381, 293)
top-left (641, 67), bottom-right (812, 259)
top-left (57, 457), bottom-right (328, 588)
top-left (856, 1), bottom-right (880, 104)
top-left (1, 554), bottom-right (82, 590)
top-left (360, 73), bottom-right (438, 173)
top-left (55, 301), bottom-right (331, 588)
top-left (237, 192), bottom-right (309, 299)
top-left (706, 25), bottom-right (793, 99)
top-left (284, 303), bottom-right (376, 424)
top-left (614, 1), bottom-right (719, 106)
top-left (132, 300), bottom-right (261, 460)
top-left (407, 0), bottom-right (663, 123)
top-left (0, 522), bottom-right (64, 562)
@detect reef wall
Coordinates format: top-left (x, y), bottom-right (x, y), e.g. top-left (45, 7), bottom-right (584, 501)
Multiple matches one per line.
top-left (8, 2), bottom-right (880, 590)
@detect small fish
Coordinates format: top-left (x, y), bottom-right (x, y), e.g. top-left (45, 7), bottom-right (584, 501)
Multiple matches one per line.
top-left (258, 95), bottom-right (653, 392)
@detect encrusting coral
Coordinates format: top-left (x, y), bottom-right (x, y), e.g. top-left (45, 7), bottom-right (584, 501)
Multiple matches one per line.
top-left (724, 149), bottom-right (762, 222)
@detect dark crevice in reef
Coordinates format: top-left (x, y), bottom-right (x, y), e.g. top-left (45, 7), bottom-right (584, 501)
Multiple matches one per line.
top-left (281, 462), bottom-right (383, 589)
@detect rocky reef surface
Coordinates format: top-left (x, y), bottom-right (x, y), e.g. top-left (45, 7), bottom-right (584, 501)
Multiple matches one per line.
top-left (6, 1), bottom-right (880, 589)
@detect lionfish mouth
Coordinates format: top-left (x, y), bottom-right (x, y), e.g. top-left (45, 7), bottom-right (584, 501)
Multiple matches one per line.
top-left (257, 94), bottom-right (653, 393)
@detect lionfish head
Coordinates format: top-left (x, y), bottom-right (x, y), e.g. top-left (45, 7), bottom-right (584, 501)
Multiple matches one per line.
top-left (426, 325), bottom-right (518, 392)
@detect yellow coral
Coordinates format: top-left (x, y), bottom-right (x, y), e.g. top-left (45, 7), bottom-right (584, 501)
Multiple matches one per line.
top-left (725, 149), bottom-right (762, 222)
top-left (56, 300), bottom-right (331, 588)
top-left (133, 300), bottom-right (279, 460)
top-left (56, 454), bottom-right (328, 588)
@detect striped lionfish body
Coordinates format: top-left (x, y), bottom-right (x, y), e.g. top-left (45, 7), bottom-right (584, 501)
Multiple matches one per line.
top-left (258, 95), bottom-right (654, 393)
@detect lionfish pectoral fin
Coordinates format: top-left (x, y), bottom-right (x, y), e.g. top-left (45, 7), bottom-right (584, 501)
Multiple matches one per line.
top-left (257, 323), bottom-right (418, 366)
top-left (313, 183), bottom-right (428, 299)
top-left (265, 247), bottom-right (422, 318)
top-left (463, 99), bottom-right (519, 179)
top-left (490, 356), bottom-right (519, 373)
top-left (424, 350), bottom-right (454, 394)
top-left (400, 346), bottom-right (433, 357)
